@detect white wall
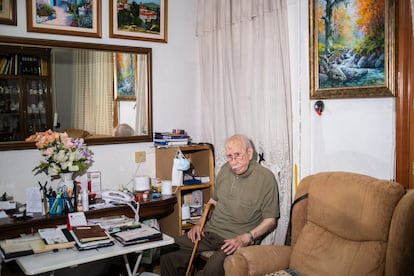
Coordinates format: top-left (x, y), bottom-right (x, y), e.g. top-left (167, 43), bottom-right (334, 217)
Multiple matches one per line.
top-left (288, 0), bottom-right (396, 187)
top-left (0, 1), bottom-right (200, 202)
top-left (0, 1), bottom-right (396, 203)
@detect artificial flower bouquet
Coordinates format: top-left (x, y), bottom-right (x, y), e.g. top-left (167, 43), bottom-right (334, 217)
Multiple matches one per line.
top-left (26, 130), bottom-right (94, 177)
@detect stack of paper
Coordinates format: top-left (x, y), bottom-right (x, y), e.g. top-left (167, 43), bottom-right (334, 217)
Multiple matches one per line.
top-left (113, 224), bottom-right (162, 246)
top-left (153, 132), bottom-right (191, 146)
top-left (0, 228), bottom-right (75, 260)
top-left (70, 225), bottom-right (114, 251)
top-left (37, 228), bottom-right (75, 251)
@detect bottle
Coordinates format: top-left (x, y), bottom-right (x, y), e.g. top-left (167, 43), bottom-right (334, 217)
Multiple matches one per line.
top-left (77, 194), bottom-right (83, 212)
top-left (82, 188), bottom-right (89, 211)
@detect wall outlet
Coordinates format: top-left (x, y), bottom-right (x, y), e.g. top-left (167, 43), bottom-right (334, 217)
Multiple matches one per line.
top-left (135, 151), bottom-right (146, 163)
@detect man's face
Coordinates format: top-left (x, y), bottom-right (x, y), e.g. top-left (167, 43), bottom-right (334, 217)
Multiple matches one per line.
top-left (225, 139), bottom-right (253, 175)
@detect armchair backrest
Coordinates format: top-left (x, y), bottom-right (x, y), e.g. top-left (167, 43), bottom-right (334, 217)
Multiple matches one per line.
top-left (289, 172), bottom-right (413, 276)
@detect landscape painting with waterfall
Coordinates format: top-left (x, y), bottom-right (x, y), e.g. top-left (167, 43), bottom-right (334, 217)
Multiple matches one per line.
top-left (309, 0), bottom-right (398, 99)
top-left (317, 0), bottom-right (386, 89)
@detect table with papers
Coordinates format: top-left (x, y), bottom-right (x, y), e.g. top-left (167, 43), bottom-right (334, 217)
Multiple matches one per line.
top-left (13, 228), bottom-right (174, 276)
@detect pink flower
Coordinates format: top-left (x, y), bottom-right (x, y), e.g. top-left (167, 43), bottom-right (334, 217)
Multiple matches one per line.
top-left (30, 130), bottom-right (94, 177)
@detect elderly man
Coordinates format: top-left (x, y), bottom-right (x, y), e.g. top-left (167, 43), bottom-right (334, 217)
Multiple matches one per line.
top-left (160, 134), bottom-right (279, 276)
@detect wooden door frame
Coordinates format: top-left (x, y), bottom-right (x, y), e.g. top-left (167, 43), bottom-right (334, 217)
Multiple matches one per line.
top-left (396, 0), bottom-right (413, 189)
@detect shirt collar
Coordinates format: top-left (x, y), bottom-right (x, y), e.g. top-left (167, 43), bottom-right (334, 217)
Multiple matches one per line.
top-left (232, 160), bottom-right (257, 178)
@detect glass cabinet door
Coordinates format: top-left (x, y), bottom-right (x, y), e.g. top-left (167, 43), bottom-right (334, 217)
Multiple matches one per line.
top-left (0, 78), bottom-right (21, 141)
top-left (24, 78), bottom-right (49, 138)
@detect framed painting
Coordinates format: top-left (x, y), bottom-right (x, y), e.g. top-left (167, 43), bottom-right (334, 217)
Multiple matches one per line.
top-left (0, 0), bottom-right (16, 25)
top-left (110, 0), bottom-right (168, 43)
top-left (114, 52), bottom-right (137, 100)
top-left (26, 0), bottom-right (101, 38)
top-left (309, 0), bottom-right (396, 99)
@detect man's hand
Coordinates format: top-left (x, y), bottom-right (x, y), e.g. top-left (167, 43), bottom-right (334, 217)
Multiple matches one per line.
top-left (220, 233), bottom-right (251, 255)
top-left (187, 224), bottom-right (204, 243)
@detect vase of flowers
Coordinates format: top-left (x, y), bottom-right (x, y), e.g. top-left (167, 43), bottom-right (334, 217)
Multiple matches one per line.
top-left (27, 130), bottom-right (94, 179)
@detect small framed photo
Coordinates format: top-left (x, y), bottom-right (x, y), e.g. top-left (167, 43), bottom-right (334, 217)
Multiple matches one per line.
top-left (110, 0), bottom-right (168, 43)
top-left (0, 0), bottom-right (17, 26)
top-left (114, 52), bottom-right (138, 100)
top-left (26, 0), bottom-right (101, 38)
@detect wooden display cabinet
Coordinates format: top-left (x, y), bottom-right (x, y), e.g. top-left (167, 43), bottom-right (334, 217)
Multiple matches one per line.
top-left (156, 144), bottom-right (215, 238)
top-left (0, 45), bottom-right (51, 141)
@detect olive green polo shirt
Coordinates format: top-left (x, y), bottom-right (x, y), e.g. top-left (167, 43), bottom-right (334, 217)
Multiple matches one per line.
top-left (204, 160), bottom-right (279, 240)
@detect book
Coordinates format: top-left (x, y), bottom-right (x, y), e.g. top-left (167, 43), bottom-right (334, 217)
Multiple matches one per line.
top-left (113, 224), bottom-right (162, 246)
top-left (71, 225), bottom-right (110, 243)
top-left (0, 236), bottom-right (38, 259)
top-left (0, 230), bottom-right (75, 260)
top-left (37, 228), bottom-right (75, 251)
top-left (69, 229), bottom-right (114, 251)
top-left (153, 139), bottom-right (189, 146)
top-left (113, 234), bottom-right (162, 246)
top-left (153, 132), bottom-right (190, 144)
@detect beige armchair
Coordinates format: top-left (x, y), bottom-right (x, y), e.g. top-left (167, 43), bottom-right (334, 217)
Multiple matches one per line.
top-left (224, 172), bottom-right (414, 276)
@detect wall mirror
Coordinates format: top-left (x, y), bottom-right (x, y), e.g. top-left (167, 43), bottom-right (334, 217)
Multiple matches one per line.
top-left (0, 36), bottom-right (153, 151)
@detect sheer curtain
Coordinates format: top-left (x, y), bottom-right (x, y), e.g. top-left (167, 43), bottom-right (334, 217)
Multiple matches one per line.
top-left (135, 54), bottom-right (149, 135)
top-left (72, 50), bottom-right (113, 135)
top-left (197, 0), bottom-right (292, 245)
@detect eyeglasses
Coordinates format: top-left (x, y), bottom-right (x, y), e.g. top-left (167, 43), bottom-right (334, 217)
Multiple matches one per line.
top-left (225, 150), bottom-right (247, 162)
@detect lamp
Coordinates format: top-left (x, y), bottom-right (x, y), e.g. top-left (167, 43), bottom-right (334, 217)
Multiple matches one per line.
top-left (102, 191), bottom-right (140, 224)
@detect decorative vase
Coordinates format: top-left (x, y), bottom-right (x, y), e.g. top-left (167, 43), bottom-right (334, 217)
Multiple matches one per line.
top-left (59, 172), bottom-right (74, 189)
top-left (57, 172), bottom-right (77, 213)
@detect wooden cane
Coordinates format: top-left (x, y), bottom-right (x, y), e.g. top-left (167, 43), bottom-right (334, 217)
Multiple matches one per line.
top-left (185, 203), bottom-right (213, 276)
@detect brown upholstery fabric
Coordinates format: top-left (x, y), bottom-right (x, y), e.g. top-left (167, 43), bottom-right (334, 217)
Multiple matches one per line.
top-left (224, 245), bottom-right (292, 276)
top-left (290, 172), bottom-right (405, 275)
top-left (385, 189), bottom-right (414, 276)
top-left (224, 172), bottom-right (414, 276)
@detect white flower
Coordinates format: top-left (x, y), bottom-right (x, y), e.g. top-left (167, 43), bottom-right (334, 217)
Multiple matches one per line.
top-left (30, 130), bottom-right (94, 178)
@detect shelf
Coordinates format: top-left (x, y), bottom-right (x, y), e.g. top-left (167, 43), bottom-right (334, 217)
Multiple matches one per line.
top-left (0, 112), bottom-right (19, 116)
top-left (0, 45), bottom-right (51, 141)
top-left (177, 183), bottom-right (211, 191)
top-left (157, 144), bottom-right (215, 238)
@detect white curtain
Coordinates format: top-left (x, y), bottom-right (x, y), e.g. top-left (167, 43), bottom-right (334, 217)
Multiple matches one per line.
top-left (72, 50), bottom-right (113, 135)
top-left (197, 0), bottom-right (293, 245)
top-left (135, 54), bottom-right (149, 135)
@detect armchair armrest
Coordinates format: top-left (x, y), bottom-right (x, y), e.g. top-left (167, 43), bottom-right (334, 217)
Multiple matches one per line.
top-left (224, 245), bottom-right (292, 276)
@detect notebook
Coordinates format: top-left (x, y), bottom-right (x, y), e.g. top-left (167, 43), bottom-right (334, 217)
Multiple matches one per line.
top-left (71, 225), bottom-right (110, 243)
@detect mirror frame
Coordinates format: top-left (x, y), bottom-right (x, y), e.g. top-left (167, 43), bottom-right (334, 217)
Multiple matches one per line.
top-left (0, 36), bottom-right (153, 151)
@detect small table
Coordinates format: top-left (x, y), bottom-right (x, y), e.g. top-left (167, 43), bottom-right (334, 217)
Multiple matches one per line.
top-left (14, 233), bottom-right (174, 276)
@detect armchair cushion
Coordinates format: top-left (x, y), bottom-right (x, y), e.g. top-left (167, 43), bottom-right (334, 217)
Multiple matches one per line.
top-left (224, 245), bottom-right (292, 276)
top-left (224, 172), bottom-right (414, 276)
top-left (289, 172), bottom-right (405, 275)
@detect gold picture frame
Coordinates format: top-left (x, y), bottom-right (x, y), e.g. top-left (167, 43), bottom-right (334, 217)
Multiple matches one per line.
top-left (110, 0), bottom-right (168, 43)
top-left (0, 0), bottom-right (16, 26)
top-left (27, 0), bottom-right (101, 38)
top-left (309, 0), bottom-right (396, 99)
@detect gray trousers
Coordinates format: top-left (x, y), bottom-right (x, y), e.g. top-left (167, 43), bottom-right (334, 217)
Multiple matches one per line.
top-left (160, 231), bottom-right (227, 276)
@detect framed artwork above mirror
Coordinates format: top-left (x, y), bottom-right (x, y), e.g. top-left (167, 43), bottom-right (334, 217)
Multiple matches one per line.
top-left (27, 0), bottom-right (101, 38)
top-left (109, 0), bottom-right (168, 43)
top-left (0, 0), bottom-right (16, 26)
